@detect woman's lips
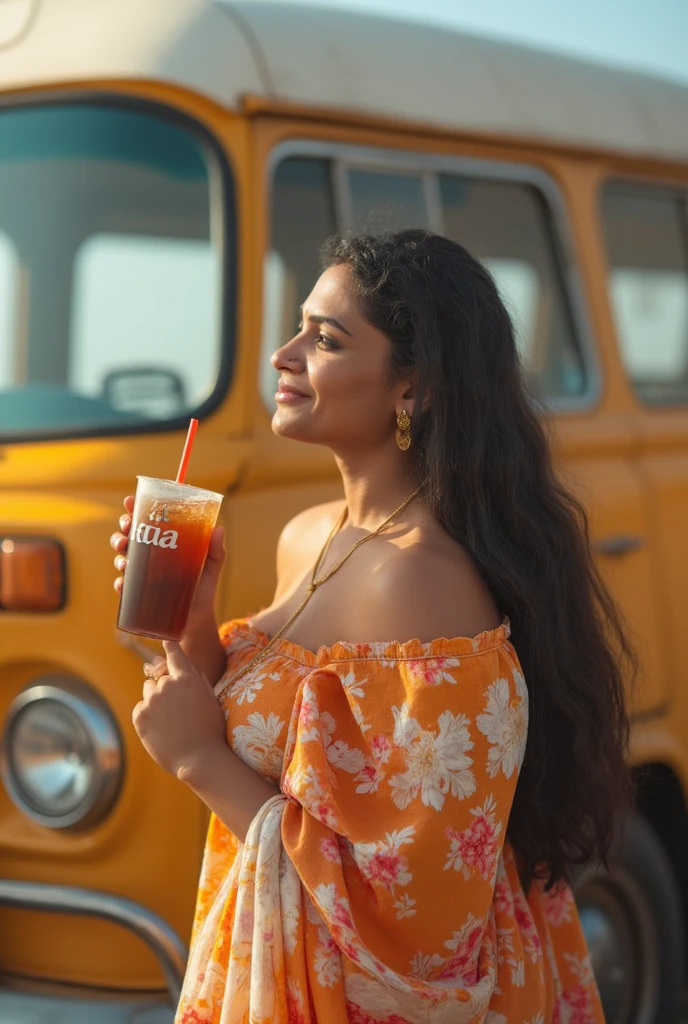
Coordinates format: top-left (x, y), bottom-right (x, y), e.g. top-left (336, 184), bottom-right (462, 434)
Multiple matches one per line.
top-left (275, 387), bottom-right (310, 403)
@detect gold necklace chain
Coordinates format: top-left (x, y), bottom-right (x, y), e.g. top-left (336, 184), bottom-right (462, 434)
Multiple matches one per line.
top-left (225, 485), bottom-right (424, 688)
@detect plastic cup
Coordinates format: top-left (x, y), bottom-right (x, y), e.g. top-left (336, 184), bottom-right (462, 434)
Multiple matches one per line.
top-left (117, 476), bottom-right (223, 642)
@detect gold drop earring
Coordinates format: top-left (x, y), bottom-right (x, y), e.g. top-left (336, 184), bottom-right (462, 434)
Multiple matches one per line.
top-left (396, 409), bottom-right (411, 451)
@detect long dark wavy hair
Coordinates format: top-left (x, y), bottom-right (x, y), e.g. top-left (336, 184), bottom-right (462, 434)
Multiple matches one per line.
top-left (322, 229), bottom-right (633, 889)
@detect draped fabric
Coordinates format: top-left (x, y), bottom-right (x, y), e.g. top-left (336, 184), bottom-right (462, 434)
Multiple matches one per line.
top-left (175, 619), bottom-right (603, 1024)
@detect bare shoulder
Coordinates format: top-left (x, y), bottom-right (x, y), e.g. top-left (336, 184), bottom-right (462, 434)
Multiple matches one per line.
top-left (275, 499), bottom-right (345, 592)
top-left (357, 540), bottom-right (501, 644)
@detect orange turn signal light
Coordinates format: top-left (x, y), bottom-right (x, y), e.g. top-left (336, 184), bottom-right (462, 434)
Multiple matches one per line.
top-left (0, 537), bottom-right (66, 612)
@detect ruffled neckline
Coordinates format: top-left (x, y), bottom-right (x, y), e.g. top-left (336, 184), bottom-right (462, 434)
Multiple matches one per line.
top-left (228, 617), bottom-right (511, 667)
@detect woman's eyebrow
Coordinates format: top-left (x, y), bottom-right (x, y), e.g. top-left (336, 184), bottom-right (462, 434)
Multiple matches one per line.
top-left (301, 307), bottom-right (353, 337)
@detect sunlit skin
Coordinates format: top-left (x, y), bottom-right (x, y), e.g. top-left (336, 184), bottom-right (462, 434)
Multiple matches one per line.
top-left (272, 263), bottom-right (416, 458)
top-left (110, 264), bottom-right (498, 841)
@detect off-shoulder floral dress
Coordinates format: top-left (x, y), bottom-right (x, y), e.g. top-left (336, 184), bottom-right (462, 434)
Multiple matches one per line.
top-left (175, 618), bottom-right (603, 1024)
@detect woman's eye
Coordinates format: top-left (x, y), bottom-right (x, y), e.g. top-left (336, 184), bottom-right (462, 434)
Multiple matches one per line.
top-left (316, 334), bottom-right (339, 350)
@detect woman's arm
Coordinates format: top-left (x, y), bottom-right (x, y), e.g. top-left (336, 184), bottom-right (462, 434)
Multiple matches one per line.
top-left (178, 744), bottom-right (280, 843)
top-left (179, 613), bottom-right (227, 690)
top-left (134, 641), bottom-right (279, 842)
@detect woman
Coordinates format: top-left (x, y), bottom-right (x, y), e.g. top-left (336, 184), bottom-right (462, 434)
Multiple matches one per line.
top-left (112, 230), bottom-right (631, 1023)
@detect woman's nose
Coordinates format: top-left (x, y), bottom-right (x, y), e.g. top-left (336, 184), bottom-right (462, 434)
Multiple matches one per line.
top-left (271, 343), bottom-right (304, 372)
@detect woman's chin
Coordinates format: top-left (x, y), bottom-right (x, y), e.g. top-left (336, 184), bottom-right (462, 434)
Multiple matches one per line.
top-left (271, 409), bottom-right (308, 440)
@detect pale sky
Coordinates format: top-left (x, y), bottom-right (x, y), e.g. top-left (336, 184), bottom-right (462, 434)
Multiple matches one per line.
top-left (247, 0), bottom-right (688, 87)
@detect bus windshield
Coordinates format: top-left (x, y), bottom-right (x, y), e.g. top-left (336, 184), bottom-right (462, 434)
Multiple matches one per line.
top-left (0, 102), bottom-right (226, 439)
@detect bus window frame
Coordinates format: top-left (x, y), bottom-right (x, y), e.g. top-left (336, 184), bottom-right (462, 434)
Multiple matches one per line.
top-left (0, 90), bottom-right (237, 445)
top-left (266, 139), bottom-right (601, 415)
top-left (599, 175), bottom-right (688, 409)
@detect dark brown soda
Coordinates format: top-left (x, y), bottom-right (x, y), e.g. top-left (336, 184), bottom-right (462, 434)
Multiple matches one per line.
top-left (117, 499), bottom-right (215, 641)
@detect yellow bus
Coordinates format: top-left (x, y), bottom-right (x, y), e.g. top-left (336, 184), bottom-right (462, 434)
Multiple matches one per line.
top-left (0, 1), bottom-right (687, 1021)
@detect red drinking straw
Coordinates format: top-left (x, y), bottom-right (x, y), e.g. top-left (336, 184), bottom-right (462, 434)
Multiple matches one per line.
top-left (176, 418), bottom-right (199, 484)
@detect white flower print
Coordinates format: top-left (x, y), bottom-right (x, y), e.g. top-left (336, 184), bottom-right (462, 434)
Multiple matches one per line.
top-left (484, 1013), bottom-right (508, 1024)
top-left (284, 763), bottom-right (340, 828)
top-left (388, 703), bottom-right (475, 811)
top-left (279, 847), bottom-right (302, 956)
top-left (232, 711), bottom-right (285, 779)
top-left (409, 950), bottom-right (445, 979)
top-left (444, 794), bottom-right (503, 881)
top-left (229, 671), bottom-right (267, 705)
top-left (326, 738), bottom-right (369, 774)
top-left (340, 669), bottom-right (368, 699)
top-left (564, 951), bottom-right (595, 987)
top-left (476, 670), bottom-right (528, 779)
top-left (496, 927), bottom-right (525, 990)
top-left (353, 826), bottom-right (415, 893)
top-left (393, 893), bottom-right (417, 919)
top-left (336, 671), bottom-right (371, 734)
top-left (319, 710), bottom-right (337, 740)
top-left (511, 959), bottom-right (526, 987)
top-left (313, 924), bottom-right (342, 988)
top-left (301, 702), bottom-right (371, 779)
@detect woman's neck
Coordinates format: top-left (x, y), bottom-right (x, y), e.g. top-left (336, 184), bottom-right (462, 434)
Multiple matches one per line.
top-left (334, 450), bottom-right (422, 531)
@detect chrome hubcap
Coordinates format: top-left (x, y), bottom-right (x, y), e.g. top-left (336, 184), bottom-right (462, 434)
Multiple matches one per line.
top-left (575, 869), bottom-right (659, 1024)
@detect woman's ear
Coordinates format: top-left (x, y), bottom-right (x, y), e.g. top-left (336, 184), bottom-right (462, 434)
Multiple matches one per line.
top-left (397, 373), bottom-right (429, 417)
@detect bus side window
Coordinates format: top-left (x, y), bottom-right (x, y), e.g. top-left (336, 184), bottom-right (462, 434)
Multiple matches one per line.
top-left (70, 233), bottom-right (218, 419)
top-left (347, 169), bottom-right (429, 233)
top-left (261, 158), bottom-right (337, 408)
top-left (601, 185), bottom-right (688, 405)
top-left (0, 231), bottom-right (19, 389)
top-left (440, 175), bottom-right (586, 402)
top-left (265, 152), bottom-right (589, 410)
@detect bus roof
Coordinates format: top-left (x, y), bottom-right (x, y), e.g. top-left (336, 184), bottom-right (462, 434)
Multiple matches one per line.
top-left (1, 0), bottom-right (687, 162)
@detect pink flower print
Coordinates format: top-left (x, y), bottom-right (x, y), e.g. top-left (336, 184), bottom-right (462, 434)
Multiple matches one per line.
top-left (367, 849), bottom-right (411, 890)
top-left (332, 897), bottom-right (355, 931)
top-left (320, 835), bottom-right (340, 863)
top-left (286, 979), bottom-right (308, 1024)
top-left (354, 734), bottom-right (392, 794)
top-left (287, 995), bottom-right (307, 1024)
top-left (179, 1011), bottom-right (210, 1024)
top-left (440, 912), bottom-right (486, 986)
top-left (346, 1003), bottom-right (410, 1024)
top-left (543, 883), bottom-right (575, 928)
top-left (444, 795), bottom-right (503, 881)
top-left (298, 695), bottom-right (321, 737)
top-left (353, 827), bottom-right (415, 894)
top-left (512, 889), bottom-right (542, 962)
top-left (562, 983), bottom-right (595, 1024)
top-left (371, 733), bottom-right (392, 763)
top-left (493, 873), bottom-right (514, 916)
top-left (405, 656), bottom-right (461, 686)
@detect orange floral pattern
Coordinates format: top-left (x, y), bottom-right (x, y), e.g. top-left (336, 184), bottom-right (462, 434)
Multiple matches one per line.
top-left (175, 619), bottom-right (603, 1024)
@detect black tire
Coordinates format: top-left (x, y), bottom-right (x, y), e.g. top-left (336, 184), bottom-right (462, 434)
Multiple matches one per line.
top-left (574, 812), bottom-right (685, 1024)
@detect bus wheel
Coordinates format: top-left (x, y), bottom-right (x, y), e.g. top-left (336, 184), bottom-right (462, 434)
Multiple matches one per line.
top-left (574, 812), bottom-right (685, 1024)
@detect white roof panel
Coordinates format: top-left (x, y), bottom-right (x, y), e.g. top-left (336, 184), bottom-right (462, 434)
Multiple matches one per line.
top-left (230, 1), bottom-right (688, 161)
top-left (0, 0), bottom-right (685, 162)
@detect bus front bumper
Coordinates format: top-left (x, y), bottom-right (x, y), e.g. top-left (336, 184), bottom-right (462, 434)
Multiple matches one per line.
top-left (0, 878), bottom-right (187, 1022)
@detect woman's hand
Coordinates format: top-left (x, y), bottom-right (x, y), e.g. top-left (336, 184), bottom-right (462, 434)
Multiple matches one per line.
top-left (133, 641), bottom-right (227, 779)
top-left (110, 495), bottom-right (226, 630)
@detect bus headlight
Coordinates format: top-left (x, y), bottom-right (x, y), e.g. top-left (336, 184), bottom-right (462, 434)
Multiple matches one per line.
top-left (1, 677), bottom-right (123, 829)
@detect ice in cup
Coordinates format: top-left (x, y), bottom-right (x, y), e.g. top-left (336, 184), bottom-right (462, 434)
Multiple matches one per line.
top-left (117, 476), bottom-right (223, 641)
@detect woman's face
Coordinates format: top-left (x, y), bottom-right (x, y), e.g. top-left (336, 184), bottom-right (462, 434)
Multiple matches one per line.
top-left (271, 264), bottom-right (411, 450)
